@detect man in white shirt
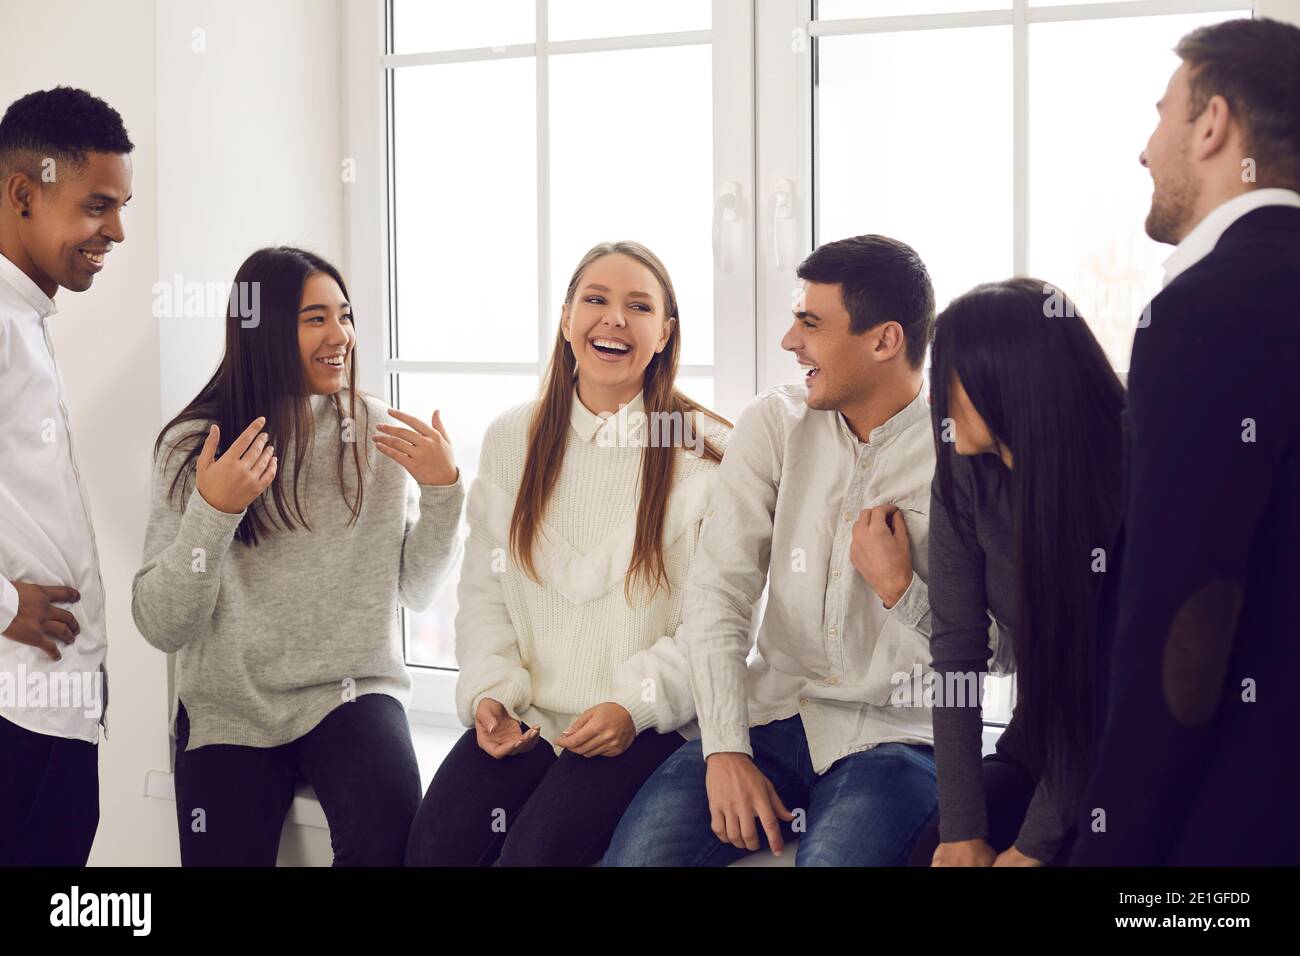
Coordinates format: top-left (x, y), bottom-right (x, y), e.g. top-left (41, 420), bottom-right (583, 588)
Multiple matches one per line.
top-left (1071, 17), bottom-right (1300, 865)
top-left (0, 87), bottom-right (133, 866)
top-left (606, 235), bottom-right (940, 866)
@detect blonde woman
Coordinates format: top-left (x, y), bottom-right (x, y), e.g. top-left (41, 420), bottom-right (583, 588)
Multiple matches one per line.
top-left (405, 241), bottom-right (731, 867)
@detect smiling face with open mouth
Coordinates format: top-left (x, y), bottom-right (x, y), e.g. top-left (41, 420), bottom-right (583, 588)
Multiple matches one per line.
top-left (782, 279), bottom-right (890, 413)
top-left (297, 271), bottom-right (355, 396)
top-left (561, 252), bottom-right (674, 409)
top-left (14, 150), bottom-right (132, 296)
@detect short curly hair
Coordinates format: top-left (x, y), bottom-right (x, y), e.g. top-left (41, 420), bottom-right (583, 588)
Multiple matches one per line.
top-left (0, 86), bottom-right (134, 185)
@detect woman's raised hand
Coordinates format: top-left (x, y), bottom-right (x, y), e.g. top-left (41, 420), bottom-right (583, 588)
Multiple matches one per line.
top-left (373, 408), bottom-right (459, 486)
top-left (195, 416), bottom-right (277, 515)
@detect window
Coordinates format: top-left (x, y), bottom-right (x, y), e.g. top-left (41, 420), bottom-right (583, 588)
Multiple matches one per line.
top-left (374, 1), bottom-right (755, 682)
top-left (344, 0), bottom-right (1256, 720)
top-left (796, 0), bottom-right (1252, 370)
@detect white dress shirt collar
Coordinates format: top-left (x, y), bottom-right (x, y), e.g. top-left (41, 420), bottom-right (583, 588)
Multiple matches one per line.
top-left (0, 250), bottom-right (57, 320)
top-left (569, 384), bottom-right (647, 445)
top-left (835, 385), bottom-right (929, 448)
top-left (1163, 187), bottom-right (1300, 287)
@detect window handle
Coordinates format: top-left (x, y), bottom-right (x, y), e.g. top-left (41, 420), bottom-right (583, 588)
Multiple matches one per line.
top-left (712, 180), bottom-right (741, 273)
top-left (768, 179), bottom-right (794, 271)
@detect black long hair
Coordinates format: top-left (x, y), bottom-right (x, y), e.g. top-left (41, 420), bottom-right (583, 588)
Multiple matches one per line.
top-left (153, 246), bottom-right (369, 546)
top-left (929, 277), bottom-right (1125, 793)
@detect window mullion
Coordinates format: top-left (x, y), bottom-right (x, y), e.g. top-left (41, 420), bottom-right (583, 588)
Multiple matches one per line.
top-left (537, 0), bottom-right (553, 370)
top-left (1014, 0), bottom-right (1029, 276)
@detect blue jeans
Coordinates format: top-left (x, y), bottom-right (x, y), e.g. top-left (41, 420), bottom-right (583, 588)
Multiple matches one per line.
top-left (603, 715), bottom-right (937, 866)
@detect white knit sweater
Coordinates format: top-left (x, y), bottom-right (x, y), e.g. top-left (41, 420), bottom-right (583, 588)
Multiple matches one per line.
top-left (454, 387), bottom-right (729, 751)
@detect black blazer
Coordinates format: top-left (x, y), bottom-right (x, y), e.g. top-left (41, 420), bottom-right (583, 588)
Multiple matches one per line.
top-left (1070, 203), bottom-right (1300, 866)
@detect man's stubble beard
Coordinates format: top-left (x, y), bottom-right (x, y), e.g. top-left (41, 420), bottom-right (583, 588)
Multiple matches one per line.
top-left (1146, 139), bottom-right (1201, 245)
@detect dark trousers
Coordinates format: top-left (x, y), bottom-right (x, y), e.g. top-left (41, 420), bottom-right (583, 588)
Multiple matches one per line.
top-left (906, 750), bottom-right (1076, 866)
top-left (406, 722), bottom-right (686, 866)
top-left (173, 693), bottom-right (421, 866)
top-left (0, 714), bottom-right (99, 866)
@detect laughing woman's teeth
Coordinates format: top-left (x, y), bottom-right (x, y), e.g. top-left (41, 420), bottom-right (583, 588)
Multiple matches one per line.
top-left (315, 355), bottom-right (345, 369)
top-left (591, 338), bottom-right (631, 356)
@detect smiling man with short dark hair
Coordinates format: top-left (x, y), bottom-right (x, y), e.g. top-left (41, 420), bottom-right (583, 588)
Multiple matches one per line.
top-left (0, 86), bottom-right (134, 866)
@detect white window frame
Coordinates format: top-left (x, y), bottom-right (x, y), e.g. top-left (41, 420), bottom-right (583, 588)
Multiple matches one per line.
top-left (344, 0), bottom-right (757, 721)
top-left (754, 0), bottom-right (1254, 392)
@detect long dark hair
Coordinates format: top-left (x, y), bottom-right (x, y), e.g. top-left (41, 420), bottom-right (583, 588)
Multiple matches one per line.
top-left (509, 240), bottom-right (730, 603)
top-left (929, 277), bottom-right (1125, 792)
top-left (153, 246), bottom-right (369, 546)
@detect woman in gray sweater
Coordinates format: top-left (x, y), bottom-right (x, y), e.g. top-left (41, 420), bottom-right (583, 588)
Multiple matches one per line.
top-left (908, 277), bottom-right (1124, 866)
top-left (133, 247), bottom-right (464, 866)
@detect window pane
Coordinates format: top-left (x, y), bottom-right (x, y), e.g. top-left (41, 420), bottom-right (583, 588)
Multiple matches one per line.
top-left (677, 374), bottom-right (716, 412)
top-left (816, 26), bottom-right (1014, 312)
top-left (397, 372), bottom-right (541, 669)
top-left (984, 674), bottom-right (1014, 726)
top-left (1027, 12), bottom-right (1242, 369)
top-left (391, 0), bottom-right (534, 54)
top-left (548, 45), bottom-right (715, 366)
top-left (549, 0), bottom-right (710, 41)
top-left (392, 61), bottom-right (539, 363)
top-left (817, 0), bottom-right (1010, 19)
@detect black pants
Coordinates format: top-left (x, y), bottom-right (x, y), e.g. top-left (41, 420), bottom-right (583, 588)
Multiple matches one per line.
top-left (0, 714), bottom-right (99, 866)
top-left (173, 693), bottom-right (421, 866)
top-left (406, 723), bottom-right (686, 866)
top-left (906, 752), bottom-right (1076, 866)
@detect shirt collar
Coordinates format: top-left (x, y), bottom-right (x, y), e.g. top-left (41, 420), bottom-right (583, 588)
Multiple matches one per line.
top-left (836, 385), bottom-right (928, 447)
top-left (570, 385), bottom-right (647, 445)
top-left (0, 250), bottom-right (57, 320)
top-left (1162, 188), bottom-right (1300, 287)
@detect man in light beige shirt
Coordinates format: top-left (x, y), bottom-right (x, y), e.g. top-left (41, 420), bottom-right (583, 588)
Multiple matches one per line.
top-left (605, 235), bottom-right (939, 866)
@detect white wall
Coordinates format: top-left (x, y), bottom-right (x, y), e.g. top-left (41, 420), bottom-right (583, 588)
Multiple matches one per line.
top-left (1257, 0), bottom-right (1300, 26)
top-left (155, 0), bottom-right (344, 421)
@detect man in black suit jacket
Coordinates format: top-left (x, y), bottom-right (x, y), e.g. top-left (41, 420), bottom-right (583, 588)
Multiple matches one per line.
top-left (1071, 17), bottom-right (1300, 866)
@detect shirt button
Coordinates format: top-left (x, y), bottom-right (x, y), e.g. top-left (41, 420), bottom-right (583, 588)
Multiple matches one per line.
top-left (829, 627), bottom-right (838, 637)
top-left (826, 676), bottom-right (840, 686)
top-left (799, 698), bottom-right (809, 706)
top-left (832, 570), bottom-right (841, 579)
top-left (843, 511), bottom-right (852, 521)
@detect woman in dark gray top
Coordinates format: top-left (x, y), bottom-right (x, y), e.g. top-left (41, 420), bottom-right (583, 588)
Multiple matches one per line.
top-left (908, 277), bottom-right (1124, 866)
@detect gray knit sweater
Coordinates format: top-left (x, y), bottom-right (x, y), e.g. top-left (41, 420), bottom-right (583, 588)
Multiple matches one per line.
top-left (132, 391), bottom-right (465, 751)
top-left (929, 452), bottom-right (1077, 863)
